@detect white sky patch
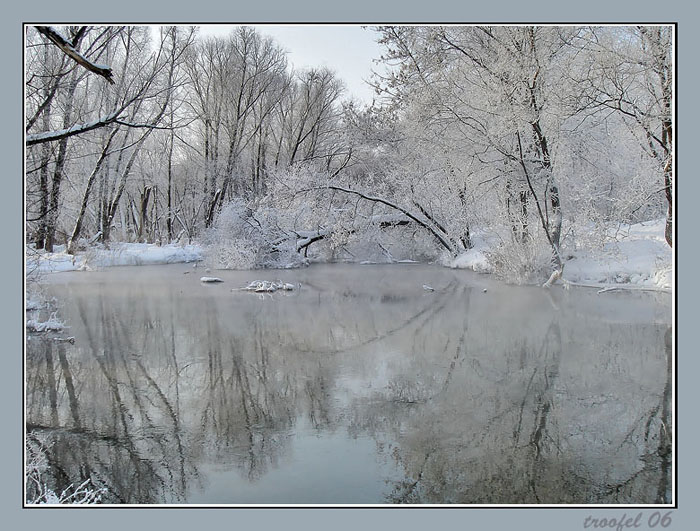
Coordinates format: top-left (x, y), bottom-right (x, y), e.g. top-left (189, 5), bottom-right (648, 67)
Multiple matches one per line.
top-left (197, 24), bottom-right (384, 104)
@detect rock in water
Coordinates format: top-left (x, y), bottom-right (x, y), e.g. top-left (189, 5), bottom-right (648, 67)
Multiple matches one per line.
top-left (239, 280), bottom-right (296, 293)
top-left (200, 276), bottom-right (224, 283)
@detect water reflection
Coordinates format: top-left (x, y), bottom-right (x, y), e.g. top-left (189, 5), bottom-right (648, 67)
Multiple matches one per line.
top-left (26, 264), bottom-right (672, 504)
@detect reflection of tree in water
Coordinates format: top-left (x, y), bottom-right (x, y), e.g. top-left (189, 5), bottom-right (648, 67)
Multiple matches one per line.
top-left (26, 275), bottom-right (440, 502)
top-left (26, 269), bottom-right (671, 504)
top-left (197, 309), bottom-right (298, 481)
top-left (598, 325), bottom-right (672, 504)
top-left (347, 289), bottom-right (672, 504)
top-left (27, 293), bottom-right (293, 500)
top-left (27, 293), bottom-right (198, 503)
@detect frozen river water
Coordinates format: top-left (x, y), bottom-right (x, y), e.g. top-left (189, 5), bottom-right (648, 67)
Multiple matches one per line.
top-left (26, 263), bottom-right (673, 504)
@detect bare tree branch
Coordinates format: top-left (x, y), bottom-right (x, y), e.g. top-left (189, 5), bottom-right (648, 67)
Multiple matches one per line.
top-left (26, 110), bottom-right (121, 146)
top-left (35, 26), bottom-right (114, 84)
top-left (303, 184), bottom-right (455, 253)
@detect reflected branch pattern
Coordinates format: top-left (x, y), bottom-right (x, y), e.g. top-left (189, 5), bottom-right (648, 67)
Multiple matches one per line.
top-left (26, 265), bottom-right (672, 504)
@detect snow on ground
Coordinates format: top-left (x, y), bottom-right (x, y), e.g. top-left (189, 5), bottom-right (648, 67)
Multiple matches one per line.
top-left (443, 231), bottom-right (494, 274)
top-left (27, 242), bottom-right (203, 274)
top-left (447, 219), bottom-right (672, 290)
top-left (563, 219), bottom-right (672, 290)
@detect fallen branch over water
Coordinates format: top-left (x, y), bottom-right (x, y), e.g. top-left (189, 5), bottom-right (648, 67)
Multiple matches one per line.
top-left (561, 279), bottom-right (671, 294)
top-left (596, 285), bottom-right (671, 294)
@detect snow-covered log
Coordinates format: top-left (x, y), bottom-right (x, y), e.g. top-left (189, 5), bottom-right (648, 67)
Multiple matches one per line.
top-left (200, 276), bottom-right (224, 283)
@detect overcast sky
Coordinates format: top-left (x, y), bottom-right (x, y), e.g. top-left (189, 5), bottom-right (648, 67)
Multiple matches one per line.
top-left (197, 24), bottom-right (386, 104)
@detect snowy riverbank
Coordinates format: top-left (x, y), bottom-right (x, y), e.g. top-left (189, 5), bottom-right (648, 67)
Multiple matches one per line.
top-left (27, 242), bottom-right (203, 274)
top-left (26, 219), bottom-right (673, 292)
top-left (447, 218), bottom-right (672, 290)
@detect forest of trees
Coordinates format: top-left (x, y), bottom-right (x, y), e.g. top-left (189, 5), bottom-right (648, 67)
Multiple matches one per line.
top-left (25, 25), bottom-right (673, 283)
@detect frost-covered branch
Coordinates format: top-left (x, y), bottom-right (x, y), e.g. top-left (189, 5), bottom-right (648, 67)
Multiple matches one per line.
top-left (304, 185), bottom-right (456, 254)
top-left (26, 110), bottom-right (121, 146)
top-left (25, 94), bottom-right (175, 146)
top-left (113, 119), bottom-right (176, 130)
top-left (26, 433), bottom-right (106, 505)
top-left (35, 26), bottom-right (114, 84)
top-left (293, 229), bottom-right (330, 253)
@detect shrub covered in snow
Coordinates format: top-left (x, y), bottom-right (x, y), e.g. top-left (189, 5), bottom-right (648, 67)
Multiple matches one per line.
top-left (25, 286), bottom-right (66, 333)
top-left (26, 313), bottom-right (65, 333)
top-left (202, 199), bottom-right (310, 269)
top-left (485, 234), bottom-right (553, 285)
top-left (26, 433), bottom-right (106, 505)
top-left (201, 166), bottom-right (444, 270)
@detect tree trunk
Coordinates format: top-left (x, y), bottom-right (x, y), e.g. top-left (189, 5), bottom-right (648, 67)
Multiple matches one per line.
top-left (44, 71), bottom-right (80, 252)
top-left (102, 132), bottom-right (150, 243)
top-left (515, 130), bottom-right (563, 279)
top-left (457, 189), bottom-right (473, 250)
top-left (547, 179), bottom-right (563, 272)
top-left (137, 186), bottom-right (152, 242)
top-left (34, 106), bottom-right (52, 249)
top-left (662, 118), bottom-right (673, 247)
top-left (167, 127), bottom-right (174, 243)
top-left (505, 180), bottom-right (530, 245)
top-left (205, 189), bottom-right (222, 228)
top-left (67, 129), bottom-right (118, 254)
top-left (664, 160), bottom-right (672, 247)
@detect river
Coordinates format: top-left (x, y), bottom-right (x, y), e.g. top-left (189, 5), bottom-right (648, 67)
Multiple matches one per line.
top-left (25, 263), bottom-right (673, 505)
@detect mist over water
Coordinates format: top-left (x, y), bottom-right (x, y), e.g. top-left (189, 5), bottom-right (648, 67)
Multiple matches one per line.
top-left (26, 264), bottom-right (672, 504)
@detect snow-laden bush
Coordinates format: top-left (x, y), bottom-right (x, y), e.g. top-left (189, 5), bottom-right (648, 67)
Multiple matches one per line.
top-left (26, 312), bottom-right (65, 332)
top-left (202, 199), bottom-right (309, 270)
top-left (26, 433), bottom-right (106, 505)
top-left (202, 200), bottom-right (263, 269)
top-left (26, 286), bottom-right (67, 332)
top-left (202, 165), bottom-right (441, 269)
top-left (485, 232), bottom-right (553, 285)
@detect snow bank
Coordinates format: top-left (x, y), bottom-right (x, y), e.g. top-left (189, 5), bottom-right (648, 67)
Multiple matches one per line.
top-left (446, 219), bottom-right (672, 290)
top-left (449, 248), bottom-right (491, 273)
top-left (27, 242), bottom-right (203, 274)
top-left (25, 220), bottom-right (672, 291)
top-left (444, 231), bottom-right (493, 273)
top-left (563, 219), bottom-right (672, 290)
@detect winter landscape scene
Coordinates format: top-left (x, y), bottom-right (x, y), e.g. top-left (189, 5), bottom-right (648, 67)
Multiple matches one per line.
top-left (24, 24), bottom-right (673, 505)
